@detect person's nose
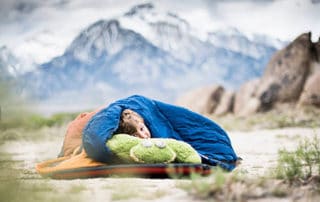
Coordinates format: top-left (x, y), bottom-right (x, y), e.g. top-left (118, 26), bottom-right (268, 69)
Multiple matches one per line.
top-left (138, 131), bottom-right (150, 139)
top-left (136, 123), bottom-right (151, 138)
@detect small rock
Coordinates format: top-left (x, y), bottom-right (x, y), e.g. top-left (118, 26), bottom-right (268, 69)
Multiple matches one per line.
top-left (234, 79), bottom-right (260, 116)
top-left (214, 91), bottom-right (235, 116)
top-left (175, 85), bottom-right (224, 114)
top-left (298, 71), bottom-right (320, 107)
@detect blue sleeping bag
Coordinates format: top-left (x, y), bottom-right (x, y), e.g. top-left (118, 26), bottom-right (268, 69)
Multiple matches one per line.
top-left (83, 95), bottom-right (239, 170)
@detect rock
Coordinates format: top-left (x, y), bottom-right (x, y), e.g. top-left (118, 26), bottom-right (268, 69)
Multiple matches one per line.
top-left (214, 91), bottom-right (235, 116)
top-left (175, 85), bottom-right (224, 114)
top-left (176, 33), bottom-right (320, 116)
top-left (233, 79), bottom-right (260, 116)
top-left (298, 71), bottom-right (320, 107)
top-left (256, 33), bottom-right (314, 110)
top-left (315, 38), bottom-right (320, 61)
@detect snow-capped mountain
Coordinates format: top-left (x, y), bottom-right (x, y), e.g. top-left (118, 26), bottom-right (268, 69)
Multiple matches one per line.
top-left (0, 46), bottom-right (20, 80)
top-left (19, 3), bottom-right (285, 109)
top-left (207, 28), bottom-right (284, 60)
top-left (0, 45), bottom-right (37, 82)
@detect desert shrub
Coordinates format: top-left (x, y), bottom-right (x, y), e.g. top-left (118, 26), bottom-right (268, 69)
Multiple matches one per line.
top-left (210, 107), bottom-right (320, 131)
top-left (275, 149), bottom-right (303, 181)
top-left (177, 167), bottom-right (239, 199)
top-left (274, 133), bottom-right (320, 182)
top-left (30, 113), bottom-right (78, 128)
top-left (0, 112), bottom-right (78, 130)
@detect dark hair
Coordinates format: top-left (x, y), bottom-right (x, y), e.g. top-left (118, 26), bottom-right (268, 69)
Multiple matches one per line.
top-left (114, 109), bottom-right (143, 135)
top-left (116, 119), bottom-right (137, 135)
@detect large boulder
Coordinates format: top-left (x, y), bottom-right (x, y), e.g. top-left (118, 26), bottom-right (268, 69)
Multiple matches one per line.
top-left (316, 38), bottom-right (320, 61)
top-left (214, 91), bottom-right (235, 116)
top-left (298, 71), bottom-right (320, 107)
top-left (256, 33), bottom-right (314, 110)
top-left (233, 79), bottom-right (260, 116)
top-left (175, 85), bottom-right (224, 114)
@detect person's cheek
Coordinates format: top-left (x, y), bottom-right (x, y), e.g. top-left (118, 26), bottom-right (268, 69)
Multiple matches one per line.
top-left (147, 128), bottom-right (151, 138)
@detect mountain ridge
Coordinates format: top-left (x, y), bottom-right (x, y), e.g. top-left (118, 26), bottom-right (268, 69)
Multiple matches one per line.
top-left (1, 3), bottom-right (286, 112)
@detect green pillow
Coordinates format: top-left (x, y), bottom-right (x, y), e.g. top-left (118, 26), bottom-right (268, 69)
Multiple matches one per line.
top-left (106, 134), bottom-right (201, 164)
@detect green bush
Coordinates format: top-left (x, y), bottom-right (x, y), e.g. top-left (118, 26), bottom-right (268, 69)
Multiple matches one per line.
top-left (274, 133), bottom-right (320, 182)
top-left (210, 107), bottom-right (320, 131)
top-left (0, 112), bottom-right (78, 130)
top-left (177, 167), bottom-right (232, 199)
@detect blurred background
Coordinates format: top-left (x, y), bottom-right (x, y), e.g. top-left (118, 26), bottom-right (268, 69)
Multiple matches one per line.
top-left (0, 0), bottom-right (320, 117)
top-left (1, 1), bottom-right (320, 201)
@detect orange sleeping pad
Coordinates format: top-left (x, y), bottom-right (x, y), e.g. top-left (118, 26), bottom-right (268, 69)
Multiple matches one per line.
top-left (36, 149), bottom-right (212, 179)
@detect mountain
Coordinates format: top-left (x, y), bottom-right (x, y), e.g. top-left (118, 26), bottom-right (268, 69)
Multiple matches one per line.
top-left (18, 3), bottom-right (286, 110)
top-left (0, 46), bottom-right (19, 81)
top-left (21, 20), bottom-right (188, 103)
top-left (0, 46), bottom-right (36, 81)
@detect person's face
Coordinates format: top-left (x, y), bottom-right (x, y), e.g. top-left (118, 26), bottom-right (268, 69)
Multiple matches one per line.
top-left (133, 122), bottom-right (151, 139)
top-left (121, 109), bottom-right (151, 139)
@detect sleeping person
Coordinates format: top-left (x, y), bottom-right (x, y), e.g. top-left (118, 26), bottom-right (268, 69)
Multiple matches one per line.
top-left (82, 95), bottom-right (240, 170)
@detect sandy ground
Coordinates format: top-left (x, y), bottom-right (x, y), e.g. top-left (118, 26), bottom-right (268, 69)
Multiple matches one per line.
top-left (0, 127), bottom-right (319, 201)
top-left (230, 127), bottom-right (320, 177)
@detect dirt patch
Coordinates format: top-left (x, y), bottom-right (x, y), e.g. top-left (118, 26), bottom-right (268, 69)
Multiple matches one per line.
top-left (0, 127), bottom-right (319, 201)
top-left (230, 127), bottom-right (320, 177)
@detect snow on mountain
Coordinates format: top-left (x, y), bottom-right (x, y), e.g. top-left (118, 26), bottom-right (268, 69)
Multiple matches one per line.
top-left (18, 3), bottom-right (285, 110)
top-left (12, 30), bottom-right (65, 71)
top-left (0, 45), bottom-right (37, 84)
top-left (119, 3), bottom-right (206, 65)
top-left (20, 19), bottom-right (187, 103)
top-left (119, 4), bottom-right (286, 64)
top-left (207, 28), bottom-right (285, 60)
top-left (0, 46), bottom-right (20, 80)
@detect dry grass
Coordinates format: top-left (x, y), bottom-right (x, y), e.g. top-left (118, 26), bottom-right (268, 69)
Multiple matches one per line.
top-left (210, 105), bottom-right (320, 131)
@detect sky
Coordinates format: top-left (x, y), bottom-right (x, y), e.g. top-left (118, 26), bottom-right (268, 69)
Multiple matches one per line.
top-left (0, 0), bottom-right (320, 69)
